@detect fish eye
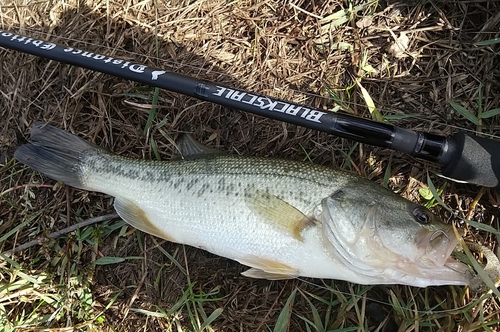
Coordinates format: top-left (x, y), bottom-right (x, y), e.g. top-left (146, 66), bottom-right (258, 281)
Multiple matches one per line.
top-left (412, 206), bottom-right (431, 224)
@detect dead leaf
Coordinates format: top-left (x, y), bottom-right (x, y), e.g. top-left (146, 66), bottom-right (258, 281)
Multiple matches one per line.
top-left (387, 32), bottom-right (410, 58)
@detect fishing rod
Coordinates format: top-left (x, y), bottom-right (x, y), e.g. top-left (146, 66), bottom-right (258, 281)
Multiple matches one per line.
top-left (1, 30), bottom-right (499, 188)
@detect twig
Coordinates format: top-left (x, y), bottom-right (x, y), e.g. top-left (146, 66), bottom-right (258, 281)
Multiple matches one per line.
top-left (289, 2), bottom-right (323, 20)
top-left (2, 213), bottom-right (120, 256)
top-left (0, 183), bottom-right (54, 197)
top-left (255, 280), bottom-right (290, 332)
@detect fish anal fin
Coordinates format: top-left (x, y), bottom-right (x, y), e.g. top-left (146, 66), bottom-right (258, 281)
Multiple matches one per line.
top-left (246, 190), bottom-right (313, 241)
top-left (114, 197), bottom-right (176, 242)
top-left (238, 255), bottom-right (299, 280)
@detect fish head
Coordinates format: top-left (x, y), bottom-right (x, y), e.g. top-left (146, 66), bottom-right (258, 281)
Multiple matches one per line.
top-left (320, 182), bottom-right (472, 286)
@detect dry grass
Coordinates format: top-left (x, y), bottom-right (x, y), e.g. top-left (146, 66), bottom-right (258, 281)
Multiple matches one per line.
top-left (0, 0), bottom-right (499, 331)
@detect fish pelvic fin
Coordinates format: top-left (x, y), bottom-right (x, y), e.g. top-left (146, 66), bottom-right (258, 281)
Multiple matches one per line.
top-left (239, 255), bottom-right (299, 280)
top-left (14, 122), bottom-right (101, 190)
top-left (114, 197), bottom-right (177, 243)
top-left (246, 190), bottom-right (313, 241)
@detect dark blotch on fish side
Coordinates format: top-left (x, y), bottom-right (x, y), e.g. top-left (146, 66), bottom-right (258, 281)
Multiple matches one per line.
top-left (96, 163), bottom-right (140, 179)
top-left (217, 178), bottom-right (225, 191)
top-left (197, 183), bottom-right (211, 197)
top-left (186, 178), bottom-right (199, 191)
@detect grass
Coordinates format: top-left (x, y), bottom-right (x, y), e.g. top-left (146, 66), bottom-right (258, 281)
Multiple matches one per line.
top-left (127, 244), bottom-right (227, 331)
top-left (1, 0), bottom-right (500, 331)
top-left (129, 279), bottom-right (225, 331)
top-left (0, 217), bottom-right (120, 331)
top-left (449, 84), bottom-right (500, 132)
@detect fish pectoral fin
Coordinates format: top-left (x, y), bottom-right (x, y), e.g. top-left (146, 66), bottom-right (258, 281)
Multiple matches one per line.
top-left (239, 255), bottom-right (299, 280)
top-left (175, 133), bottom-right (224, 159)
top-left (114, 197), bottom-right (176, 242)
top-left (246, 190), bottom-right (313, 241)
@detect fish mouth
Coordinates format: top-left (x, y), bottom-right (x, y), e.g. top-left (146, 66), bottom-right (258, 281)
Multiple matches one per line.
top-left (393, 256), bottom-right (473, 286)
top-left (426, 229), bottom-right (454, 267)
top-left (392, 227), bottom-right (472, 285)
top-left (430, 229), bottom-right (473, 277)
top-left (414, 225), bottom-right (459, 267)
top-left (405, 227), bottom-right (473, 285)
top-left (363, 224), bottom-right (472, 285)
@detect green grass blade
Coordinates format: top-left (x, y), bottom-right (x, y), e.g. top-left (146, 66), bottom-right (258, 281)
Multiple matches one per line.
top-left (319, 0), bottom-right (375, 25)
top-left (357, 79), bottom-right (383, 122)
top-left (0, 304), bottom-right (10, 332)
top-left (166, 283), bottom-right (193, 316)
top-left (477, 84), bottom-right (483, 120)
top-left (151, 237), bottom-right (187, 275)
top-left (0, 253), bottom-right (22, 268)
top-left (94, 256), bottom-right (126, 265)
top-left (319, 9), bottom-right (349, 25)
top-left (426, 173), bottom-right (453, 214)
top-left (15, 271), bottom-right (40, 284)
top-left (299, 291), bottom-right (324, 331)
top-left (329, 42), bottom-right (353, 51)
top-left (150, 136), bottom-right (161, 161)
top-left (481, 108), bottom-right (500, 119)
top-left (324, 86), bottom-right (351, 112)
top-left (464, 219), bottom-right (500, 236)
top-left (144, 87), bottom-right (160, 136)
top-left (382, 154), bottom-right (392, 189)
top-left (299, 143), bottom-right (314, 163)
top-left (200, 307), bottom-right (223, 330)
top-left (0, 212), bottom-right (40, 243)
top-left (449, 101), bottom-right (479, 125)
top-left (273, 288), bottom-right (297, 332)
top-left (335, 142), bottom-right (359, 171)
top-left (474, 37), bottom-right (500, 46)
top-left (94, 256), bottom-right (143, 265)
top-left (352, 0), bottom-right (377, 13)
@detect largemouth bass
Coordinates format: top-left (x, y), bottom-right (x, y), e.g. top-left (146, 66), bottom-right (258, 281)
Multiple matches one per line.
top-left (14, 122), bottom-right (472, 287)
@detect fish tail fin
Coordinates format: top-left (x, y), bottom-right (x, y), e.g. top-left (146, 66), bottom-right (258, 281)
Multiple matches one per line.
top-left (14, 122), bottom-right (100, 190)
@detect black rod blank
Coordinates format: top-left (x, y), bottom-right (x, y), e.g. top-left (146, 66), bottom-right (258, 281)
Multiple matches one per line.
top-left (1, 30), bottom-right (498, 188)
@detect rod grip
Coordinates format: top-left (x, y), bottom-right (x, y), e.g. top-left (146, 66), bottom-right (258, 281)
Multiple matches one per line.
top-left (441, 132), bottom-right (500, 188)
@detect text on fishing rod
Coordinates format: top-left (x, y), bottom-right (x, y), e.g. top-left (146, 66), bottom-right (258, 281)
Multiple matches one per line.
top-left (213, 86), bottom-right (326, 123)
top-left (0, 31), bottom-right (166, 80)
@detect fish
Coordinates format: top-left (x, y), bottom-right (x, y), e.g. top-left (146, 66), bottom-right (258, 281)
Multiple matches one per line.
top-left (14, 121), bottom-right (473, 287)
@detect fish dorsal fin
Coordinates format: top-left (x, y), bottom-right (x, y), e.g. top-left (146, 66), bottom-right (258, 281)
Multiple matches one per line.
top-left (239, 255), bottom-right (299, 280)
top-left (176, 134), bottom-right (223, 158)
top-left (114, 197), bottom-right (176, 242)
top-left (245, 190), bottom-right (313, 241)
